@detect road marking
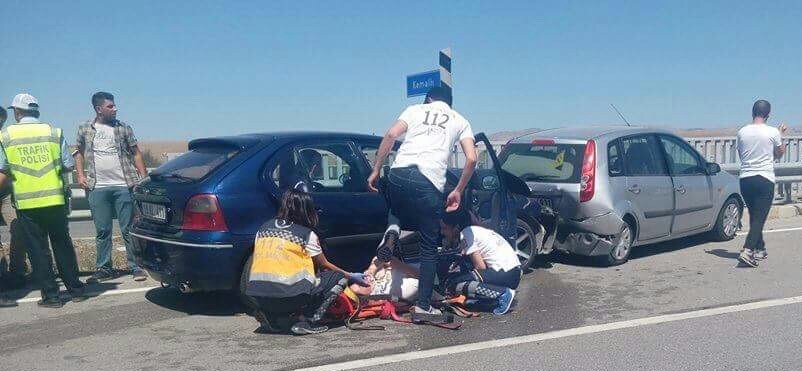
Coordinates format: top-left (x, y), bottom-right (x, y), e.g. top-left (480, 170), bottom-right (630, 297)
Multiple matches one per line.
top-left (15, 286), bottom-right (158, 304)
top-left (737, 226), bottom-right (802, 236)
top-left (295, 294), bottom-right (802, 371)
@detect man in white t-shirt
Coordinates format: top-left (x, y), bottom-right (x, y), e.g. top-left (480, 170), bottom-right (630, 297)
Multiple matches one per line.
top-left (367, 87), bottom-right (477, 324)
top-left (736, 99), bottom-right (787, 267)
top-left (440, 209), bottom-right (521, 315)
top-left (75, 92), bottom-right (149, 282)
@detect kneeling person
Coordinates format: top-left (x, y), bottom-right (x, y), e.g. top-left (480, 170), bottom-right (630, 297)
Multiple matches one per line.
top-left (441, 210), bottom-right (521, 315)
top-left (245, 189), bottom-right (369, 335)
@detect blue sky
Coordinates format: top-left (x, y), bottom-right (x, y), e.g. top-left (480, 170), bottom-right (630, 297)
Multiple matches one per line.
top-left (2, 1), bottom-right (801, 141)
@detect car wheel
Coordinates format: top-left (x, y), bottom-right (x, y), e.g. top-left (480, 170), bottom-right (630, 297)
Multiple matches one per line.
top-left (239, 255), bottom-right (259, 315)
top-left (711, 197), bottom-right (741, 242)
top-left (602, 221), bottom-right (634, 266)
top-left (515, 218), bottom-right (540, 270)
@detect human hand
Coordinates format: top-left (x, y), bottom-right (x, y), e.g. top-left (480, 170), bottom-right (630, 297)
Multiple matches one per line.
top-left (76, 174), bottom-right (89, 189)
top-left (348, 272), bottom-right (370, 286)
top-left (778, 123), bottom-right (788, 134)
top-left (367, 171), bottom-right (380, 193)
top-left (445, 190), bottom-right (462, 212)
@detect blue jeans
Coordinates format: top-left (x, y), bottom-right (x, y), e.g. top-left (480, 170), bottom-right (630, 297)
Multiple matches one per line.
top-left (387, 167), bottom-right (444, 310)
top-left (88, 186), bottom-right (137, 271)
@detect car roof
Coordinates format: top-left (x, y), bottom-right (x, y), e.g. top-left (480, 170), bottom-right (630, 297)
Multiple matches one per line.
top-left (509, 125), bottom-right (675, 143)
top-left (189, 131), bottom-right (383, 149)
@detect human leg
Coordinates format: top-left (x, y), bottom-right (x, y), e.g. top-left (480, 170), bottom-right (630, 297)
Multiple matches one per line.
top-left (88, 188), bottom-right (115, 272)
top-left (16, 208), bottom-right (60, 302)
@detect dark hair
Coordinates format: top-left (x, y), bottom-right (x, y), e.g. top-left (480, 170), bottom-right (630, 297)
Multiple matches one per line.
top-left (752, 100), bottom-right (771, 119)
top-left (18, 108), bottom-right (40, 118)
top-left (442, 207), bottom-right (472, 230)
top-left (92, 91), bottom-right (115, 108)
top-left (276, 189), bottom-right (319, 229)
top-left (0, 109), bottom-right (6, 118)
top-left (425, 86), bottom-right (453, 107)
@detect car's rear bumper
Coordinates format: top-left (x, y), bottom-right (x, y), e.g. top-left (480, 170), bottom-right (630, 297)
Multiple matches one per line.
top-left (130, 230), bottom-right (251, 292)
top-left (553, 212), bottom-right (624, 256)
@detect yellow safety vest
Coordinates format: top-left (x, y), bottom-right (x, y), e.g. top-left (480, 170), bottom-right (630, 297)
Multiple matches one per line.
top-left (246, 219), bottom-right (317, 298)
top-left (0, 123), bottom-right (66, 209)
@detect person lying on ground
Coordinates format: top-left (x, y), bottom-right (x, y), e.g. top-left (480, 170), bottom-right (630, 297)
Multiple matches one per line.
top-left (347, 256), bottom-right (445, 303)
top-left (441, 208), bottom-right (522, 315)
top-left (245, 189), bottom-right (371, 335)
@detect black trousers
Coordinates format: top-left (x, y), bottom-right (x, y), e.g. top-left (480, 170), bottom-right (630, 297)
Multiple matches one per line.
top-left (740, 176), bottom-right (775, 251)
top-left (16, 205), bottom-right (83, 299)
top-left (254, 270), bottom-right (347, 321)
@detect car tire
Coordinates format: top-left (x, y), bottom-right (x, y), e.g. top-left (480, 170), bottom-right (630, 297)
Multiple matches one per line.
top-left (515, 218), bottom-right (540, 270)
top-left (710, 197), bottom-right (741, 242)
top-left (601, 221), bottom-right (634, 266)
top-left (239, 255), bottom-right (259, 315)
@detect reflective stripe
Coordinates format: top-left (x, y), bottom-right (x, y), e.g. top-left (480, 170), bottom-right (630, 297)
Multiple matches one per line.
top-left (14, 188), bottom-right (64, 201)
top-left (249, 271), bottom-right (317, 286)
top-left (0, 130), bottom-right (10, 144)
top-left (1, 135), bottom-right (60, 146)
top-left (8, 161), bottom-right (58, 178)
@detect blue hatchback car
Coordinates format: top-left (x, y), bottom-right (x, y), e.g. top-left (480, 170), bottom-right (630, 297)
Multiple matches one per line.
top-left (130, 131), bottom-right (542, 294)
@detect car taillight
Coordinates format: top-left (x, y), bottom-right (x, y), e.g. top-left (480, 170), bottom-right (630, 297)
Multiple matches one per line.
top-left (181, 194), bottom-right (228, 232)
top-left (580, 140), bottom-right (596, 202)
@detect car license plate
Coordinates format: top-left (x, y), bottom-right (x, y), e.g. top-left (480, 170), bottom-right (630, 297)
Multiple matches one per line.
top-left (140, 202), bottom-right (167, 222)
top-left (533, 197), bottom-right (553, 209)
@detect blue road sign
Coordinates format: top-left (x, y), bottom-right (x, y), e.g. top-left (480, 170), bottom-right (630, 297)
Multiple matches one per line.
top-left (406, 70), bottom-right (440, 97)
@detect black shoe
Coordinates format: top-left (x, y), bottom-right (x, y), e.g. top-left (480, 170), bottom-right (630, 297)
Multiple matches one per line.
top-left (411, 305), bottom-right (455, 324)
top-left (68, 287), bottom-right (91, 303)
top-left (290, 321), bottom-right (329, 335)
top-left (86, 268), bottom-right (116, 284)
top-left (754, 249), bottom-right (768, 260)
top-left (0, 296), bottom-right (18, 308)
top-left (132, 269), bottom-right (148, 282)
top-left (37, 297), bottom-right (64, 308)
top-left (738, 249), bottom-right (758, 268)
top-left (377, 230), bottom-right (399, 263)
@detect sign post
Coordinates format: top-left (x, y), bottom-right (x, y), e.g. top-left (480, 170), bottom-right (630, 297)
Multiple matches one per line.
top-left (406, 47), bottom-right (453, 101)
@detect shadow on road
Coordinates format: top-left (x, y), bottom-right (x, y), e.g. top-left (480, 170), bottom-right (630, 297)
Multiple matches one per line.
top-left (545, 234), bottom-right (728, 267)
top-left (704, 248), bottom-right (740, 260)
top-left (145, 287), bottom-right (246, 316)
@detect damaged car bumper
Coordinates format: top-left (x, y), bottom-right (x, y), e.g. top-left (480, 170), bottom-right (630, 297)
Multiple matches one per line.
top-left (553, 212), bottom-right (625, 256)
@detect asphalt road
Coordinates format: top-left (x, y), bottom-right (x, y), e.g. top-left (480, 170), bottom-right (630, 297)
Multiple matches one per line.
top-left (2, 218), bottom-right (802, 371)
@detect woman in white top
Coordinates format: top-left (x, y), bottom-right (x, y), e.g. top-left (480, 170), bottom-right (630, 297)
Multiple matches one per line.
top-left (736, 100), bottom-right (787, 267)
top-left (440, 209), bottom-right (521, 315)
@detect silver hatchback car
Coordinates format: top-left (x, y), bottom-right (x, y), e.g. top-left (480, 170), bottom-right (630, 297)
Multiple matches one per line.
top-left (499, 126), bottom-right (742, 265)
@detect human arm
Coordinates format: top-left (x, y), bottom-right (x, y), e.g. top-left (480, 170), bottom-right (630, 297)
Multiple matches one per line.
top-left (468, 252), bottom-right (487, 270)
top-left (60, 135), bottom-right (75, 172)
top-left (132, 145), bottom-right (148, 178)
top-left (367, 120), bottom-right (408, 192)
top-left (446, 137), bottom-right (477, 212)
top-left (74, 127), bottom-right (89, 189)
top-left (308, 233), bottom-right (371, 285)
top-left (774, 124), bottom-right (788, 159)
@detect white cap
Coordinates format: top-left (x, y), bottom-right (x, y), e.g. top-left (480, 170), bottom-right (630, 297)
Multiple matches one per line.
top-left (8, 93), bottom-right (39, 111)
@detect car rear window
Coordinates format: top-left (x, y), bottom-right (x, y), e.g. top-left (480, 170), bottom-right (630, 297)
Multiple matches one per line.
top-left (152, 146), bottom-right (240, 182)
top-left (499, 143), bottom-right (585, 183)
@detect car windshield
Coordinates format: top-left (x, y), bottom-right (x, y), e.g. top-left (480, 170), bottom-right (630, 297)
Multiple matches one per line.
top-left (499, 143), bottom-right (584, 183)
top-left (151, 146), bottom-right (240, 182)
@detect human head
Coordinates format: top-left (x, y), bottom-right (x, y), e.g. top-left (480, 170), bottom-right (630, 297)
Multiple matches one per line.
top-left (299, 149), bottom-right (323, 179)
top-left (276, 189), bottom-right (319, 229)
top-left (752, 100), bottom-right (771, 122)
top-left (440, 207), bottom-right (472, 248)
top-left (0, 108), bottom-right (7, 127)
top-left (425, 86), bottom-right (452, 107)
top-left (8, 93), bottom-right (40, 122)
top-left (92, 91), bottom-right (117, 122)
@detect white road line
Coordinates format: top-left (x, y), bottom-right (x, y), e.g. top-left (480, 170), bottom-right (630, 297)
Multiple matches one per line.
top-left (736, 226), bottom-right (802, 236)
top-left (15, 286), bottom-right (158, 304)
top-left (295, 295), bottom-right (802, 371)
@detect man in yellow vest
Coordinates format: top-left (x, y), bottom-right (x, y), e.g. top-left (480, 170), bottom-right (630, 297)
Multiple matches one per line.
top-left (0, 93), bottom-right (87, 308)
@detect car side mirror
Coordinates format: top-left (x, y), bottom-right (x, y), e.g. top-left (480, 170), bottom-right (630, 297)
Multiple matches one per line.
top-left (706, 162), bottom-right (721, 175)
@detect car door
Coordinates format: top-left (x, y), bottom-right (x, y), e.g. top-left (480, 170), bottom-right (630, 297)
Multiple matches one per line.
top-left (468, 133), bottom-right (519, 246)
top-left (620, 134), bottom-right (675, 241)
top-left (658, 135), bottom-right (716, 234)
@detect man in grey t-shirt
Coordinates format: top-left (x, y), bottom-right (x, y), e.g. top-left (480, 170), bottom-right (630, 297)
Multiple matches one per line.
top-left (75, 92), bottom-right (149, 282)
